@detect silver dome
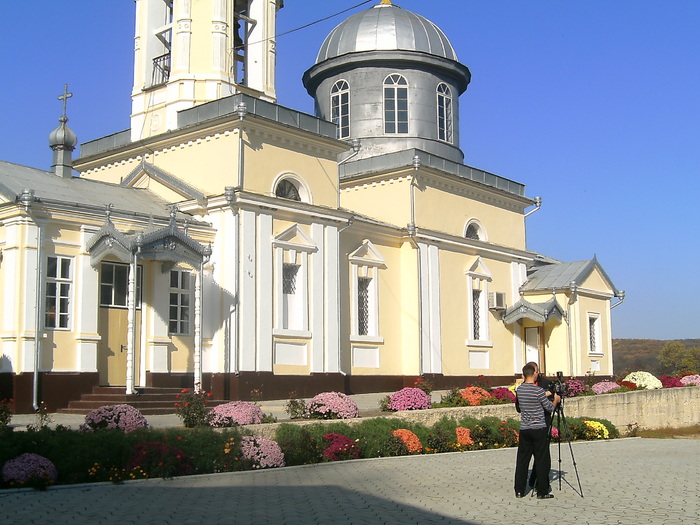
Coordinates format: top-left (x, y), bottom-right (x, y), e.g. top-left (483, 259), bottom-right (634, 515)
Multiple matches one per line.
top-left (316, 1), bottom-right (458, 64)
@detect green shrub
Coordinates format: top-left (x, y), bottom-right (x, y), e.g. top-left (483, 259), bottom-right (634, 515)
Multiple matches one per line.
top-left (275, 424), bottom-right (323, 466)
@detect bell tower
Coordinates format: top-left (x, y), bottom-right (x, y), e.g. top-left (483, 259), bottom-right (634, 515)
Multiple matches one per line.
top-left (131, 0), bottom-right (283, 141)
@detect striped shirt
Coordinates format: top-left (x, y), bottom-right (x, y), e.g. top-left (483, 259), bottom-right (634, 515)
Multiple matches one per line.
top-left (516, 382), bottom-right (555, 430)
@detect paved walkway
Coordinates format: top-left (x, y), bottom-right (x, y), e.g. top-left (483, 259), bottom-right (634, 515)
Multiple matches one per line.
top-left (1, 438), bottom-right (698, 524)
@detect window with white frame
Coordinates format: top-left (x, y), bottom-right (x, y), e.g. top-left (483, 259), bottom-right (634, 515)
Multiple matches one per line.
top-left (349, 240), bottom-right (385, 341)
top-left (100, 262), bottom-right (142, 308)
top-left (437, 83), bottom-right (453, 143)
top-left (331, 80), bottom-right (350, 139)
top-left (45, 256), bottom-right (72, 329)
top-left (384, 74), bottom-right (409, 134)
top-left (353, 267), bottom-right (379, 338)
top-left (273, 225), bottom-right (315, 336)
top-left (169, 269), bottom-right (192, 335)
top-left (588, 313), bottom-right (602, 355)
top-left (281, 262), bottom-right (303, 330)
top-left (465, 258), bottom-right (492, 346)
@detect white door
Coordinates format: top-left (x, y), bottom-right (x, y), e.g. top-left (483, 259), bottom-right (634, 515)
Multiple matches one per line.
top-left (525, 327), bottom-right (540, 365)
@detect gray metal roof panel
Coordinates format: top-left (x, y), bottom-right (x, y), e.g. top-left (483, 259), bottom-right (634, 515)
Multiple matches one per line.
top-left (0, 160), bottom-right (180, 219)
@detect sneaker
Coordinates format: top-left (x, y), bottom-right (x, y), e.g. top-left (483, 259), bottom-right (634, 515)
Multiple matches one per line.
top-left (536, 493), bottom-right (554, 500)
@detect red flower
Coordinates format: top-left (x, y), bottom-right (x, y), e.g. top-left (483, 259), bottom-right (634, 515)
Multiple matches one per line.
top-left (181, 388), bottom-right (189, 393)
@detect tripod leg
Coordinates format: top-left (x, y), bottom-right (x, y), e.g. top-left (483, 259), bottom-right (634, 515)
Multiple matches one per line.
top-left (557, 403), bottom-right (584, 498)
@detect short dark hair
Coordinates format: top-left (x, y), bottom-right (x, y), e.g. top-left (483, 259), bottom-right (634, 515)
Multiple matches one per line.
top-left (522, 363), bottom-right (536, 378)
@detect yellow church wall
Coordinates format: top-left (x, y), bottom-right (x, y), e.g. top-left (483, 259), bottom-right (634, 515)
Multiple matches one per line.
top-left (339, 177), bottom-right (412, 228)
top-left (244, 134), bottom-right (339, 208)
top-left (576, 293), bottom-right (612, 375)
top-left (438, 250), bottom-right (516, 376)
top-left (416, 184), bottom-right (526, 249)
top-left (340, 230), bottom-right (416, 376)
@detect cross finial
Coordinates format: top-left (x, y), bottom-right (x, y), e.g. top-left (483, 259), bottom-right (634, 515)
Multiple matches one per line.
top-left (57, 84), bottom-right (73, 121)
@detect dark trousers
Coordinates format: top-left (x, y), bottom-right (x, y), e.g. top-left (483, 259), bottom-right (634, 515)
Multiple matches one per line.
top-left (514, 427), bottom-right (551, 495)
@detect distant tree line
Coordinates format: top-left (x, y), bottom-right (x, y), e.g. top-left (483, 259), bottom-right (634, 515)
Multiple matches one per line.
top-left (613, 339), bottom-right (700, 377)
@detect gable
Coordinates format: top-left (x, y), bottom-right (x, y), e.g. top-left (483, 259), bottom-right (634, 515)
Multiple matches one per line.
top-left (348, 239), bottom-right (386, 268)
top-left (579, 266), bottom-right (614, 295)
top-left (121, 161), bottom-right (205, 205)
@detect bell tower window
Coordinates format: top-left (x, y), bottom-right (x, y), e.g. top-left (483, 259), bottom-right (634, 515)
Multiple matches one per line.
top-left (383, 74), bottom-right (409, 134)
top-left (147, 0), bottom-right (173, 88)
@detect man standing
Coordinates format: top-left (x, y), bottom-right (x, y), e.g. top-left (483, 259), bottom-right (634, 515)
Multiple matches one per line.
top-left (514, 362), bottom-right (560, 499)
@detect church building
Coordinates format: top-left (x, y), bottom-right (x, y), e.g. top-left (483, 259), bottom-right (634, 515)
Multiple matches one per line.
top-left (0, 0), bottom-right (622, 413)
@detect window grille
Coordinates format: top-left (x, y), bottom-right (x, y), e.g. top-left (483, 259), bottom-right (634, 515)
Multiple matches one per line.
top-left (472, 289), bottom-right (481, 340)
top-left (283, 263), bottom-right (299, 295)
top-left (465, 223), bottom-right (480, 240)
top-left (589, 316), bottom-right (598, 353)
top-left (358, 277), bottom-right (372, 336)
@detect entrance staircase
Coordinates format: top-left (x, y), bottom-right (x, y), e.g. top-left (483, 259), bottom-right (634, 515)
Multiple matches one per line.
top-left (58, 386), bottom-right (219, 415)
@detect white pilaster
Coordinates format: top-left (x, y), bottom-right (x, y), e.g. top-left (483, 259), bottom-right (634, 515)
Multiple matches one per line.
top-left (310, 223), bottom-right (325, 372)
top-left (257, 212), bottom-right (273, 372)
top-left (239, 208), bottom-right (257, 371)
top-left (324, 224), bottom-right (339, 372)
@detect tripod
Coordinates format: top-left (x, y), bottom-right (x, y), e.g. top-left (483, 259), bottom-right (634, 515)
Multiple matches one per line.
top-left (548, 394), bottom-right (584, 497)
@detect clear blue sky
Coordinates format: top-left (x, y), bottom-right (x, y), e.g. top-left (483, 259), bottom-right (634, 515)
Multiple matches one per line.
top-left (1, 1), bottom-right (698, 340)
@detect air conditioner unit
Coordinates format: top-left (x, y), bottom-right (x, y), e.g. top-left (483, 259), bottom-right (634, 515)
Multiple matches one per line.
top-left (488, 291), bottom-right (506, 310)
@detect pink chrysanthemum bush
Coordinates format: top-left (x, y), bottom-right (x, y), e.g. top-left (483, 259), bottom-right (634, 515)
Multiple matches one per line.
top-left (680, 374), bottom-right (700, 386)
top-left (592, 381), bottom-right (622, 395)
top-left (240, 436), bottom-right (285, 469)
top-left (659, 376), bottom-right (684, 388)
top-left (2, 453), bottom-right (58, 489)
top-left (306, 391), bottom-right (359, 419)
top-left (391, 429), bottom-right (422, 454)
top-left (82, 404), bottom-right (148, 433)
top-left (388, 387), bottom-right (432, 411)
top-left (209, 401), bottom-right (263, 427)
top-left (489, 387), bottom-right (516, 403)
top-left (322, 433), bottom-right (361, 461)
top-left (460, 386), bottom-right (490, 406)
top-left (564, 379), bottom-right (586, 397)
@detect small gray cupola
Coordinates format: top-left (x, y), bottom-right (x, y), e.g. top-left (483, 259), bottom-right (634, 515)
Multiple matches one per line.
top-left (302, 0), bottom-right (471, 163)
top-left (48, 84), bottom-right (78, 178)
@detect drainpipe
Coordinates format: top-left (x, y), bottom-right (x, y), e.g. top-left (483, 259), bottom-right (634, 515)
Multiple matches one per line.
top-left (611, 290), bottom-right (626, 309)
top-left (567, 281), bottom-right (577, 377)
top-left (336, 216), bottom-right (354, 376)
top-left (408, 155), bottom-right (424, 374)
top-left (20, 189), bottom-right (44, 411)
top-left (237, 102), bottom-right (247, 189)
top-left (524, 196), bottom-right (542, 218)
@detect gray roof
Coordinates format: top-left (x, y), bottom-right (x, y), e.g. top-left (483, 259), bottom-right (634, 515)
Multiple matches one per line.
top-left (316, 2), bottom-right (458, 64)
top-left (0, 160), bottom-right (187, 220)
top-left (522, 258), bottom-right (618, 294)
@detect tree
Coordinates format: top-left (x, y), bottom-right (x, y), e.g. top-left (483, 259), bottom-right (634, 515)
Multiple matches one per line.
top-left (657, 342), bottom-right (700, 375)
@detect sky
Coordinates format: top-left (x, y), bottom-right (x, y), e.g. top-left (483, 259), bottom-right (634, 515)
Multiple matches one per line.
top-left (0, 1), bottom-right (698, 340)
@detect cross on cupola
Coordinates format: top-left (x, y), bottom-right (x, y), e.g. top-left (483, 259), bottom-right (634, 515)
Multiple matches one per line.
top-left (57, 84), bottom-right (73, 122)
top-left (49, 83), bottom-right (78, 178)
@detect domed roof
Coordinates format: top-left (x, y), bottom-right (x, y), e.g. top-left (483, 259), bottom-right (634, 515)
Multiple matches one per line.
top-left (316, 1), bottom-right (458, 64)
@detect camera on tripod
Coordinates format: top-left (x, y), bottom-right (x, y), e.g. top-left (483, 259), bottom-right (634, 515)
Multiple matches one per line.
top-left (549, 371), bottom-right (567, 396)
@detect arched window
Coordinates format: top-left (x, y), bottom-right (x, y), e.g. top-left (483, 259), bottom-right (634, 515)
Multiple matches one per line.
top-left (275, 179), bottom-right (301, 201)
top-left (331, 80), bottom-right (350, 139)
top-left (464, 219), bottom-right (487, 241)
top-left (437, 83), bottom-right (453, 143)
top-left (383, 74), bottom-right (409, 134)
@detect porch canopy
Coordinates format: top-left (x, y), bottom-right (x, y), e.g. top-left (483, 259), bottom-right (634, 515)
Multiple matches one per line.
top-left (87, 206), bottom-right (211, 394)
top-left (502, 297), bottom-right (565, 325)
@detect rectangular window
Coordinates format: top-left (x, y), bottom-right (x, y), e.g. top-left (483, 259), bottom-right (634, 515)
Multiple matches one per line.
top-left (169, 269), bottom-right (191, 335)
top-left (472, 289), bottom-right (481, 340)
top-left (100, 262), bottom-right (142, 308)
top-left (45, 256), bottom-right (72, 329)
top-left (283, 263), bottom-right (298, 295)
top-left (357, 277), bottom-right (372, 336)
top-left (588, 314), bottom-right (601, 354)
